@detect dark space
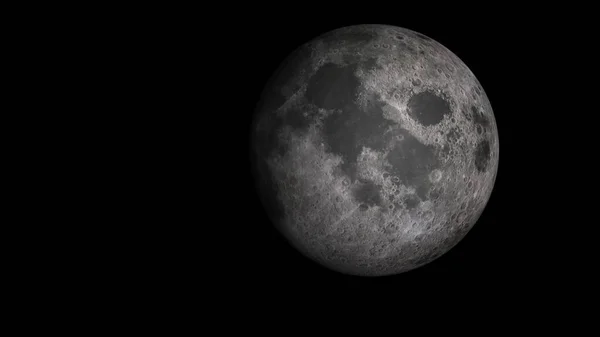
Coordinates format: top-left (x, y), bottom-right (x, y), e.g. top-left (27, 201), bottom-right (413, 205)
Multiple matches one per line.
top-left (27, 5), bottom-right (591, 323)
top-left (196, 10), bottom-right (589, 304)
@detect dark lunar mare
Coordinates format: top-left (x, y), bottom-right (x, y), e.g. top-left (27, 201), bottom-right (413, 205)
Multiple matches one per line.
top-left (302, 59), bottom-right (445, 210)
top-left (386, 128), bottom-right (440, 203)
top-left (407, 91), bottom-right (452, 126)
top-left (304, 60), bottom-right (397, 208)
top-left (353, 181), bottom-right (383, 207)
top-left (474, 139), bottom-right (491, 172)
top-left (252, 31), bottom-right (454, 220)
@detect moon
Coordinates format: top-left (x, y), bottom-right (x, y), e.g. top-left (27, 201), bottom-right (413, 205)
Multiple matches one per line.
top-left (250, 24), bottom-right (499, 276)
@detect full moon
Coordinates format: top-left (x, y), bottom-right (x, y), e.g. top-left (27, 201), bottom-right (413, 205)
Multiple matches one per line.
top-left (250, 24), bottom-right (499, 276)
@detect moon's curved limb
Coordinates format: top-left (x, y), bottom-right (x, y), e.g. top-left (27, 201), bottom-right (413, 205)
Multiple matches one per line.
top-left (251, 24), bottom-right (499, 276)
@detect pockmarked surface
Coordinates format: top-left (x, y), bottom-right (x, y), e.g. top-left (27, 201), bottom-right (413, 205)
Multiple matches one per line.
top-left (251, 25), bottom-right (499, 276)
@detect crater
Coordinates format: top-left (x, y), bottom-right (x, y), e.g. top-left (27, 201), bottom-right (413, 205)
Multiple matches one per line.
top-left (369, 240), bottom-right (389, 258)
top-left (471, 105), bottom-right (490, 129)
top-left (445, 127), bottom-right (460, 144)
top-left (407, 90), bottom-right (452, 126)
top-left (457, 211), bottom-right (467, 224)
top-left (429, 186), bottom-right (443, 200)
top-left (384, 221), bottom-right (400, 234)
top-left (429, 169), bottom-right (442, 183)
top-left (461, 106), bottom-right (473, 122)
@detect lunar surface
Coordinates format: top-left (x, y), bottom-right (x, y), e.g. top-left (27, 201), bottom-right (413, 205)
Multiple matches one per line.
top-left (250, 24), bottom-right (499, 276)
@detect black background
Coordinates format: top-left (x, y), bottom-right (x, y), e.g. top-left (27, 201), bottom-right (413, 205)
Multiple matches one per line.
top-left (197, 8), bottom-right (591, 302)
top-left (9, 4), bottom-right (593, 323)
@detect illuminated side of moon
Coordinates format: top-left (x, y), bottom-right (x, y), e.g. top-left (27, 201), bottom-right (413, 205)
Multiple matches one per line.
top-left (251, 24), bottom-right (499, 276)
